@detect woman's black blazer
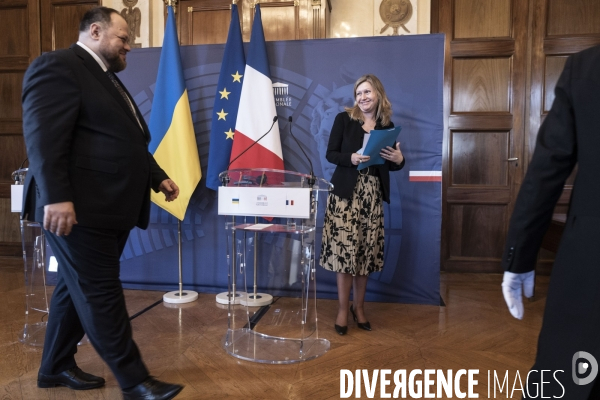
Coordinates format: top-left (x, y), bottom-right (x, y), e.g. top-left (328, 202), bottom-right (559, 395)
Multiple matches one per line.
top-left (326, 112), bottom-right (405, 203)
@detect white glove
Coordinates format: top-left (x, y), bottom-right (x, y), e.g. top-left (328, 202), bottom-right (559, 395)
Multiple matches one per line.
top-left (501, 270), bottom-right (535, 319)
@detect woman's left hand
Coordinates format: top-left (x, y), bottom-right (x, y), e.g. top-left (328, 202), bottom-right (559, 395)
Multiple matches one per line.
top-left (380, 142), bottom-right (404, 165)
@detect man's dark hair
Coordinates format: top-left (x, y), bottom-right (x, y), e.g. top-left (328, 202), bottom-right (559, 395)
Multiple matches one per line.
top-left (79, 6), bottom-right (119, 32)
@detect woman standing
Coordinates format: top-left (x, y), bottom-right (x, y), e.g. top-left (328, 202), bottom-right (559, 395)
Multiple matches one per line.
top-left (320, 74), bottom-right (405, 335)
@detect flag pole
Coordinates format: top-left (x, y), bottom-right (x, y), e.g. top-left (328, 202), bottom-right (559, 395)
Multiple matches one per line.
top-left (164, 220), bottom-right (198, 303)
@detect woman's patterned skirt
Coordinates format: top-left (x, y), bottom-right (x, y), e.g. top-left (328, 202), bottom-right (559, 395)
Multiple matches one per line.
top-left (320, 174), bottom-right (384, 276)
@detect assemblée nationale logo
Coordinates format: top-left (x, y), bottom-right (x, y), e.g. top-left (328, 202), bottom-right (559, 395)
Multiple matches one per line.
top-left (256, 195), bottom-right (268, 207)
top-left (273, 82), bottom-right (292, 107)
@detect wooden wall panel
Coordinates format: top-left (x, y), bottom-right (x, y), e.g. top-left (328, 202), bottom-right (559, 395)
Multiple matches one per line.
top-left (312, 0), bottom-right (331, 39)
top-left (0, 199), bottom-right (21, 244)
top-left (188, 8), bottom-right (231, 45)
top-left (1, 7), bottom-right (29, 56)
top-left (450, 131), bottom-right (509, 186)
top-left (179, 0), bottom-right (233, 46)
top-left (0, 136), bottom-right (27, 188)
top-left (0, 73), bottom-right (24, 120)
top-left (0, 0), bottom-right (36, 252)
top-left (454, 0), bottom-right (511, 39)
top-left (448, 204), bottom-right (507, 258)
top-left (543, 55), bottom-right (567, 113)
top-left (260, 3), bottom-right (298, 41)
top-left (452, 58), bottom-right (511, 112)
top-left (178, 0), bottom-right (328, 45)
top-left (52, 4), bottom-right (94, 50)
top-left (547, 0), bottom-right (600, 36)
top-left (41, 0), bottom-right (98, 52)
top-left (0, 0), bottom-right (97, 251)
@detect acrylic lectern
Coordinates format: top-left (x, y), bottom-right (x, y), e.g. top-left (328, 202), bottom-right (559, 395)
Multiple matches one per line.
top-left (217, 168), bottom-right (332, 364)
top-left (13, 166), bottom-right (56, 346)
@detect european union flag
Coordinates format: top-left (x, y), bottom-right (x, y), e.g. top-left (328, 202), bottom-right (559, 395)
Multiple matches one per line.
top-left (206, 4), bottom-right (245, 190)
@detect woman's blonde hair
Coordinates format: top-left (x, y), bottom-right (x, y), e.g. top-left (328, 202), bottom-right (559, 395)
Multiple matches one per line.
top-left (345, 74), bottom-right (392, 126)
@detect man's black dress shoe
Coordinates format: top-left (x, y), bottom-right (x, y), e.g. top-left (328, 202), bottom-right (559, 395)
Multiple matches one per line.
top-left (350, 306), bottom-right (372, 331)
top-left (122, 376), bottom-right (184, 400)
top-left (335, 324), bottom-right (348, 335)
top-left (37, 367), bottom-right (105, 390)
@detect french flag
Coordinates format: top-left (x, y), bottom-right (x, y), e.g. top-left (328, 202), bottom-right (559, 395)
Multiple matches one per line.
top-left (229, 4), bottom-right (284, 171)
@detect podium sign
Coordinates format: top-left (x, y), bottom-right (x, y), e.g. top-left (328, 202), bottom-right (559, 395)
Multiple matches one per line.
top-left (218, 186), bottom-right (311, 219)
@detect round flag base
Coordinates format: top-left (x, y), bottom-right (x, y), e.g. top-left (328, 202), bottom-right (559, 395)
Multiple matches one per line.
top-left (241, 293), bottom-right (272, 307)
top-left (216, 291), bottom-right (247, 305)
top-left (163, 290), bottom-right (198, 304)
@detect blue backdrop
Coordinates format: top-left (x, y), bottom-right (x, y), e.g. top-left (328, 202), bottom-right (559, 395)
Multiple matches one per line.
top-left (118, 34), bottom-right (444, 305)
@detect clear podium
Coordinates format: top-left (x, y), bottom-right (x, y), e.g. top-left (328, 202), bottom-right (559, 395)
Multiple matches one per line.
top-left (19, 220), bottom-right (53, 346)
top-left (218, 169), bottom-right (332, 364)
top-left (12, 167), bottom-right (54, 346)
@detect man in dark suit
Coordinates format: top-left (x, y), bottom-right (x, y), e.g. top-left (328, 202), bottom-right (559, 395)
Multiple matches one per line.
top-left (501, 45), bottom-right (600, 399)
top-left (22, 7), bottom-right (183, 400)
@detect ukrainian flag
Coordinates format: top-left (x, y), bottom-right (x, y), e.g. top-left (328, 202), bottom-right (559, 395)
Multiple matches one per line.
top-left (148, 5), bottom-right (201, 220)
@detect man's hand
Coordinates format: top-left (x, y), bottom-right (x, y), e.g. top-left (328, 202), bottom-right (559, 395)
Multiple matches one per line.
top-left (502, 271), bottom-right (535, 319)
top-left (159, 179), bottom-right (179, 202)
top-left (44, 201), bottom-right (77, 236)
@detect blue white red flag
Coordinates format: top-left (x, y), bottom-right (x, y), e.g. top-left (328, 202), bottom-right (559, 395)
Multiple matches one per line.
top-left (229, 4), bottom-right (284, 171)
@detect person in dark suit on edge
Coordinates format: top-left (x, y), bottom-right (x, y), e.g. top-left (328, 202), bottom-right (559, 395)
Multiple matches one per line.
top-left (21, 7), bottom-right (183, 400)
top-left (501, 45), bottom-right (600, 399)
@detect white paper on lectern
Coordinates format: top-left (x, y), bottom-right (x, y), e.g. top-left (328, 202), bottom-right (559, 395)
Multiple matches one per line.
top-left (11, 185), bottom-right (23, 213)
top-left (218, 186), bottom-right (311, 218)
top-left (245, 224), bottom-right (273, 230)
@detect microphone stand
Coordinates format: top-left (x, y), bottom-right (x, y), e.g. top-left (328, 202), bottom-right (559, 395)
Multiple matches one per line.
top-left (227, 116), bottom-right (278, 170)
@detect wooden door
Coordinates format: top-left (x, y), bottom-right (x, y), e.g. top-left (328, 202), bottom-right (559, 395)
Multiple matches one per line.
top-left (437, 0), bottom-right (530, 272)
top-left (178, 0), bottom-right (242, 45)
top-left (40, 0), bottom-right (98, 52)
top-left (0, 0), bottom-right (98, 256)
top-left (0, 0), bottom-right (39, 256)
top-left (253, 0), bottom-right (300, 41)
top-left (528, 0), bottom-right (600, 272)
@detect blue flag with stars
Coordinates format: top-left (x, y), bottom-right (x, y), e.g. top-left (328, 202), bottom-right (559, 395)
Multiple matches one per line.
top-left (206, 4), bottom-right (246, 190)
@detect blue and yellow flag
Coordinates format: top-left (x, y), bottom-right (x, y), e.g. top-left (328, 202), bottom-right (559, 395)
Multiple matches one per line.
top-left (205, 4), bottom-right (245, 190)
top-left (148, 5), bottom-right (201, 220)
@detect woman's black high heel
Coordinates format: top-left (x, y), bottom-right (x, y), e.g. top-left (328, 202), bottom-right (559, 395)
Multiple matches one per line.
top-left (334, 324), bottom-right (348, 335)
top-left (350, 306), bottom-right (372, 331)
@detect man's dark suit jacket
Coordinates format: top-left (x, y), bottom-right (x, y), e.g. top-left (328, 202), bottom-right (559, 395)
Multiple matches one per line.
top-left (326, 112), bottom-right (405, 203)
top-left (501, 45), bottom-right (600, 399)
top-left (21, 44), bottom-right (168, 230)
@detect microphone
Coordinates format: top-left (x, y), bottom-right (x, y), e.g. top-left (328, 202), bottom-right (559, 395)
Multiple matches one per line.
top-left (228, 116), bottom-right (278, 170)
top-left (288, 116), bottom-right (315, 186)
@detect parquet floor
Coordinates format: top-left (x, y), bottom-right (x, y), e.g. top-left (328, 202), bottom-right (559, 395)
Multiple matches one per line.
top-left (0, 256), bottom-right (549, 399)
